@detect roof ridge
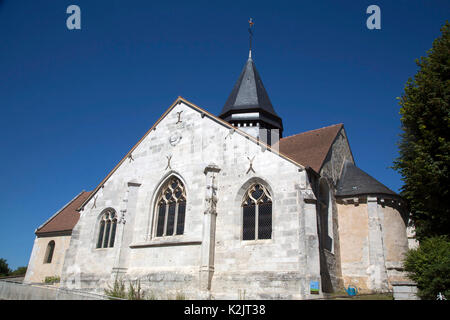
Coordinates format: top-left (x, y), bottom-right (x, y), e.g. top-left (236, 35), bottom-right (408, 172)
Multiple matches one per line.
top-left (281, 123), bottom-right (343, 140)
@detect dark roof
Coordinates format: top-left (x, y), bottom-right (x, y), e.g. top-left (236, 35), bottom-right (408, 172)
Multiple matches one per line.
top-left (219, 57), bottom-right (283, 131)
top-left (336, 161), bottom-right (398, 197)
top-left (220, 57), bottom-right (278, 116)
top-left (277, 124), bottom-right (344, 173)
top-left (36, 191), bottom-right (91, 235)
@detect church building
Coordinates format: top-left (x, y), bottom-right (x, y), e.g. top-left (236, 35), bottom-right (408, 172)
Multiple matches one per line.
top-left (24, 48), bottom-right (412, 299)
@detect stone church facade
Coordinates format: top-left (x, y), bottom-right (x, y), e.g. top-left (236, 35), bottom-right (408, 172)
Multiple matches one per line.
top-left (24, 54), bottom-right (412, 299)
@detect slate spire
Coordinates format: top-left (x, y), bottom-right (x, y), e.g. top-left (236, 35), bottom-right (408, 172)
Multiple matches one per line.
top-left (219, 54), bottom-right (284, 141)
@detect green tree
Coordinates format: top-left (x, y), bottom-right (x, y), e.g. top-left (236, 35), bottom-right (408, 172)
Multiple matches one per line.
top-left (0, 258), bottom-right (11, 276)
top-left (393, 21), bottom-right (450, 240)
top-left (10, 266), bottom-right (27, 276)
top-left (404, 236), bottom-right (450, 299)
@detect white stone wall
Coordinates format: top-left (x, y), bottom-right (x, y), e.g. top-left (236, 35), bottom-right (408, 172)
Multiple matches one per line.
top-left (337, 197), bottom-right (410, 293)
top-left (60, 101), bottom-right (321, 299)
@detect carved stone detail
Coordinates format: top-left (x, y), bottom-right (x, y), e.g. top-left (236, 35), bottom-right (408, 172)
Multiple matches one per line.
top-left (169, 132), bottom-right (182, 146)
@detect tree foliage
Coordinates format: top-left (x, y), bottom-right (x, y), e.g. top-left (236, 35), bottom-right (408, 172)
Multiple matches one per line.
top-left (404, 236), bottom-right (450, 299)
top-left (0, 259), bottom-right (27, 277)
top-left (0, 258), bottom-right (11, 276)
top-left (393, 21), bottom-right (450, 240)
top-left (9, 266), bottom-right (27, 276)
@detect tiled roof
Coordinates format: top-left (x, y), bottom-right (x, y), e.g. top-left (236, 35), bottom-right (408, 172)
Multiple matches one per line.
top-left (35, 191), bottom-right (91, 235)
top-left (278, 124), bottom-right (344, 173)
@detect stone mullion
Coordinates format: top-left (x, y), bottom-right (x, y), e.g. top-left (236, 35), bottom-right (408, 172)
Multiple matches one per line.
top-left (173, 202), bottom-right (179, 236)
top-left (106, 218), bottom-right (111, 248)
top-left (101, 218), bottom-right (107, 248)
top-left (109, 220), bottom-right (117, 247)
top-left (98, 220), bottom-right (105, 248)
top-left (163, 204), bottom-right (169, 236)
top-left (255, 203), bottom-right (259, 240)
top-left (107, 218), bottom-right (113, 247)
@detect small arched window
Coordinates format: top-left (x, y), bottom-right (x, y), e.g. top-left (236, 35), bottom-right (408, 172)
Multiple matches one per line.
top-left (155, 176), bottom-right (186, 237)
top-left (96, 209), bottom-right (117, 248)
top-left (44, 240), bottom-right (55, 264)
top-left (242, 184), bottom-right (272, 240)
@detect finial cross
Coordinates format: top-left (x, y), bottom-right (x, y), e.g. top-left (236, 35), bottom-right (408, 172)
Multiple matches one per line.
top-left (248, 18), bottom-right (254, 57)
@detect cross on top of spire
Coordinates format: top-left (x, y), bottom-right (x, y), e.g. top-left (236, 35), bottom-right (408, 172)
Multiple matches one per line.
top-left (248, 18), bottom-right (254, 58)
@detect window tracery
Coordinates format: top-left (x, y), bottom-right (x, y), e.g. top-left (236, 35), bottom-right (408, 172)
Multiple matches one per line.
top-left (155, 177), bottom-right (186, 237)
top-left (242, 184), bottom-right (272, 240)
top-left (96, 209), bottom-right (117, 248)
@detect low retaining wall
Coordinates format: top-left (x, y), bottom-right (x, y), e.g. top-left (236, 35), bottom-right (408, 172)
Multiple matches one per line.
top-left (0, 279), bottom-right (111, 300)
top-left (392, 281), bottom-right (420, 300)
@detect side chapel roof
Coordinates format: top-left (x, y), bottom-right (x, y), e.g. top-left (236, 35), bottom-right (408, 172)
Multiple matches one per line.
top-left (336, 160), bottom-right (398, 197)
top-left (35, 190), bottom-right (91, 236)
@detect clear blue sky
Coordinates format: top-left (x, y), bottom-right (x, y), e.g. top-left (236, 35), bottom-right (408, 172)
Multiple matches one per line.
top-left (0, 0), bottom-right (448, 269)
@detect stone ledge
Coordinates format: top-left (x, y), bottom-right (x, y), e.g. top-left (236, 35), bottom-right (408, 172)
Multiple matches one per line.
top-left (394, 287), bottom-right (418, 293)
top-left (391, 281), bottom-right (417, 286)
top-left (392, 281), bottom-right (419, 300)
top-left (129, 240), bottom-right (202, 248)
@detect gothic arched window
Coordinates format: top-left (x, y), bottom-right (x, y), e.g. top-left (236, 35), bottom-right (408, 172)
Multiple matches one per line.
top-left (155, 176), bottom-right (186, 237)
top-left (43, 240), bottom-right (55, 264)
top-left (242, 184), bottom-right (272, 240)
top-left (96, 209), bottom-right (117, 248)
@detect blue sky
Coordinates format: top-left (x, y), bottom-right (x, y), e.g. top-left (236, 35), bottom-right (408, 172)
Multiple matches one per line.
top-left (0, 0), bottom-right (448, 269)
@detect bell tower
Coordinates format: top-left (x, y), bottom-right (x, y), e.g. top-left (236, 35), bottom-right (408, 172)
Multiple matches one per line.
top-left (219, 19), bottom-right (283, 145)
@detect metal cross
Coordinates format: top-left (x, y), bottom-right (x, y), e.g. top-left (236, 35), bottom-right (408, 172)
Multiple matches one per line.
top-left (248, 18), bottom-right (254, 54)
top-left (246, 156), bottom-right (255, 174)
top-left (225, 128), bottom-right (235, 140)
top-left (91, 195), bottom-right (98, 209)
top-left (165, 155), bottom-right (172, 170)
top-left (176, 111), bottom-right (183, 124)
top-left (128, 153), bottom-right (134, 163)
